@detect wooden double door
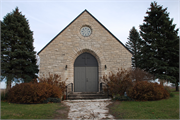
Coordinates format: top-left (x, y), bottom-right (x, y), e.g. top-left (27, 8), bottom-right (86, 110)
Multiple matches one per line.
top-left (74, 52), bottom-right (98, 92)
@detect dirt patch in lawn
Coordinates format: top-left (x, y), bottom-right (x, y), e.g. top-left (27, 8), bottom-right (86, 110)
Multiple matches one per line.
top-left (54, 101), bottom-right (70, 119)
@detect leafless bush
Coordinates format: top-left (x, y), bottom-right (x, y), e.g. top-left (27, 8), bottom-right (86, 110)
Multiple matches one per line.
top-left (101, 68), bottom-right (133, 96)
top-left (38, 73), bottom-right (68, 93)
top-left (130, 67), bottom-right (154, 82)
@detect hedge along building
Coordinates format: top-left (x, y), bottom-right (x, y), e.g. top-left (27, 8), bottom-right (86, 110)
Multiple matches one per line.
top-left (37, 10), bottom-right (132, 93)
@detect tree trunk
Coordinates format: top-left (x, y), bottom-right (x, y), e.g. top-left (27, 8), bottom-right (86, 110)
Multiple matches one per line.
top-left (176, 85), bottom-right (179, 91)
top-left (6, 78), bottom-right (11, 91)
top-left (159, 79), bottom-right (164, 86)
top-left (175, 81), bottom-right (179, 91)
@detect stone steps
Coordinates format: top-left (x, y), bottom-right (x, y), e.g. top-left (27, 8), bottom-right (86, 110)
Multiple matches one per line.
top-left (67, 93), bottom-right (109, 100)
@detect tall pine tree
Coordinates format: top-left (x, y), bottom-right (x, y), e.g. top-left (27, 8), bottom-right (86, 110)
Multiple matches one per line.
top-left (125, 26), bottom-right (141, 68)
top-left (139, 2), bottom-right (179, 91)
top-left (1, 7), bottom-right (39, 90)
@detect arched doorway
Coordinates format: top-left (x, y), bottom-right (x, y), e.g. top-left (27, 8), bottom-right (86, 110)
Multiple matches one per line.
top-left (74, 52), bottom-right (98, 92)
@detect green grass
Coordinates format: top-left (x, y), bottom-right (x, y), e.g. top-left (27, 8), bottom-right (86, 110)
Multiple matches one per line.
top-left (1, 101), bottom-right (66, 119)
top-left (109, 91), bottom-right (179, 119)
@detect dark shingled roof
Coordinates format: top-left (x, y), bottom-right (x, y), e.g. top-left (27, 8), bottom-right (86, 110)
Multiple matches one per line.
top-left (37, 9), bottom-right (132, 55)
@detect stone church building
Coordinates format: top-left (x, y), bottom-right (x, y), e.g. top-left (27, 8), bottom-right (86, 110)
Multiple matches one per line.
top-left (37, 10), bottom-right (132, 93)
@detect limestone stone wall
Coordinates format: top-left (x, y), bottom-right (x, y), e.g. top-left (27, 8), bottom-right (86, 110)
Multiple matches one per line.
top-left (38, 11), bottom-right (132, 91)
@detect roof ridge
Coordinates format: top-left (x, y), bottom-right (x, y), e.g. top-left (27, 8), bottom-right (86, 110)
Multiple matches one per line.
top-left (37, 10), bottom-right (132, 55)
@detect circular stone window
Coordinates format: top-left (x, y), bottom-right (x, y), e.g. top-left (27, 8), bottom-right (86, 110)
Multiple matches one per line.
top-left (80, 26), bottom-right (92, 37)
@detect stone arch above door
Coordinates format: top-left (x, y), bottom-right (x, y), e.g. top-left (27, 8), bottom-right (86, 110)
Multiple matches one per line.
top-left (64, 47), bottom-right (106, 88)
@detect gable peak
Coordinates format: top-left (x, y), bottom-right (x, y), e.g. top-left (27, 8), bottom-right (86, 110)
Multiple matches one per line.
top-left (81, 9), bottom-right (91, 15)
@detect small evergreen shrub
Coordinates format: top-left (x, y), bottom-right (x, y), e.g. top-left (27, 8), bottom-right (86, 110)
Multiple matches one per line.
top-left (127, 81), bottom-right (169, 101)
top-left (113, 94), bottom-right (134, 101)
top-left (43, 98), bottom-right (61, 103)
top-left (170, 93), bottom-right (175, 97)
top-left (8, 82), bottom-right (62, 103)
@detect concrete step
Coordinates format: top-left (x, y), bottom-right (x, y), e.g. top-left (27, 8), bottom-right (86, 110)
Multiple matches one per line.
top-left (67, 93), bottom-right (109, 100)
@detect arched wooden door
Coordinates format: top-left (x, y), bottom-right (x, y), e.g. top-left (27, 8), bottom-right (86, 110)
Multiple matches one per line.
top-left (74, 52), bottom-right (98, 92)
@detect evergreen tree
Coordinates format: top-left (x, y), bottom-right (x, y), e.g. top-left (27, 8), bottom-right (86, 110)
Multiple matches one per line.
top-left (1, 7), bottom-right (39, 90)
top-left (139, 2), bottom-right (179, 91)
top-left (125, 26), bottom-right (141, 68)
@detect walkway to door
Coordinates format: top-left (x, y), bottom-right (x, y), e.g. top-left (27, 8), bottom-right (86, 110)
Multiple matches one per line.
top-left (63, 99), bottom-right (114, 119)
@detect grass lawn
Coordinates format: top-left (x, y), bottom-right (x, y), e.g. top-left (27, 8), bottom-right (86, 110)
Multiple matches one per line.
top-left (108, 91), bottom-right (179, 119)
top-left (1, 101), bottom-right (69, 119)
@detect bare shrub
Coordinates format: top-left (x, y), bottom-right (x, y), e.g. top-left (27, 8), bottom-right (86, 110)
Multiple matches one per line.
top-left (101, 68), bottom-right (133, 96)
top-left (127, 81), bottom-right (169, 101)
top-left (8, 82), bottom-right (62, 103)
top-left (130, 67), bottom-right (154, 82)
top-left (38, 73), bottom-right (67, 93)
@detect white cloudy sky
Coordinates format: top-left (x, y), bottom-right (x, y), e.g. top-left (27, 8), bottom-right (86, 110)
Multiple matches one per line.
top-left (0, 0), bottom-right (179, 88)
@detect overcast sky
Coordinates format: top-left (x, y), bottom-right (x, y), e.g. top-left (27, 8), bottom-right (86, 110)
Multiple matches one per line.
top-left (0, 0), bottom-right (179, 88)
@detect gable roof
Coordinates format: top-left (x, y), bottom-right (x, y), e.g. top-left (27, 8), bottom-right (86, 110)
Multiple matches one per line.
top-left (37, 9), bottom-right (132, 55)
